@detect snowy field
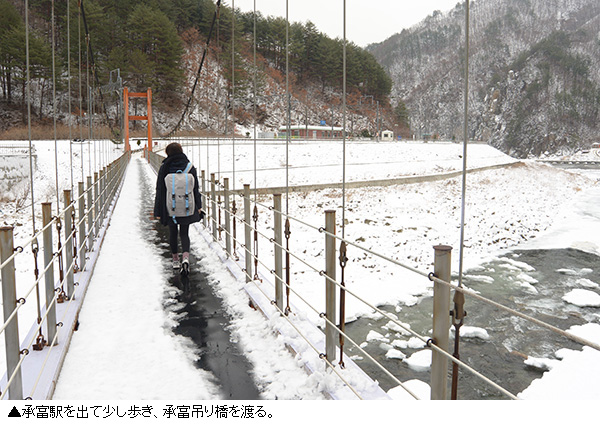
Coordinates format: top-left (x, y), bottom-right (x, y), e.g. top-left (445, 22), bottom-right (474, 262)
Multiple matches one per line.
top-left (1, 138), bottom-right (600, 404)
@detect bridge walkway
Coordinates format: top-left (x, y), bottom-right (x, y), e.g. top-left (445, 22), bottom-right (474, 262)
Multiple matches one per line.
top-left (49, 155), bottom-right (337, 400)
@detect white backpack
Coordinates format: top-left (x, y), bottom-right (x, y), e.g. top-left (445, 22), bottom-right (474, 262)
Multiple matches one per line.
top-left (164, 162), bottom-right (195, 222)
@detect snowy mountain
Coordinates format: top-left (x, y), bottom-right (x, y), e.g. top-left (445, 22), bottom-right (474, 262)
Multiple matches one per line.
top-left (368, 0), bottom-right (600, 157)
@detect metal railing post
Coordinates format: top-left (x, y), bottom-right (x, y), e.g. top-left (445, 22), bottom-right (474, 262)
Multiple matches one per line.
top-left (78, 182), bottom-right (87, 271)
top-left (77, 182), bottom-right (86, 271)
top-left (431, 244), bottom-right (452, 400)
top-left (63, 190), bottom-right (75, 298)
top-left (100, 167), bottom-right (106, 221)
top-left (86, 176), bottom-right (94, 251)
top-left (106, 163), bottom-right (112, 205)
top-left (201, 170), bottom-right (207, 227)
top-left (98, 168), bottom-right (103, 225)
top-left (243, 184), bottom-right (253, 282)
top-left (211, 173), bottom-right (217, 241)
top-left (111, 162), bottom-right (117, 202)
top-left (325, 209), bottom-right (337, 362)
top-left (93, 172), bottom-right (99, 236)
top-left (42, 202), bottom-right (57, 345)
top-left (223, 178), bottom-right (231, 256)
top-left (273, 194), bottom-right (284, 310)
top-left (0, 226), bottom-right (24, 400)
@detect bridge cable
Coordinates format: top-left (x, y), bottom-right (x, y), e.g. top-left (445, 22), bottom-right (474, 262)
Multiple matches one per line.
top-left (232, 0), bottom-right (236, 194)
top-left (78, 2), bottom-right (84, 184)
top-left (338, 0), bottom-right (348, 369)
top-left (166, 0), bottom-right (222, 138)
top-left (284, 0), bottom-right (292, 315)
top-left (78, 0), bottom-right (116, 141)
top-left (50, 0), bottom-right (68, 306)
top-left (86, 29), bottom-right (91, 177)
top-left (67, 0), bottom-right (74, 194)
top-left (25, 0), bottom-right (36, 236)
top-left (451, 0), bottom-right (470, 400)
top-left (24, 1), bottom-right (47, 350)
top-left (52, 0), bottom-right (60, 216)
top-left (252, 0), bottom-right (261, 281)
top-left (79, 0), bottom-right (115, 143)
top-left (215, 5), bottom-right (223, 243)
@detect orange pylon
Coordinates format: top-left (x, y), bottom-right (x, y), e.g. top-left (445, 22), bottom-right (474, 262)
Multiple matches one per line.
top-left (123, 87), bottom-right (152, 153)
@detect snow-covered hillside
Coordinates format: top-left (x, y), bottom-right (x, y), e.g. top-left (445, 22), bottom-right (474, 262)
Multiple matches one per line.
top-left (369, 0), bottom-right (600, 157)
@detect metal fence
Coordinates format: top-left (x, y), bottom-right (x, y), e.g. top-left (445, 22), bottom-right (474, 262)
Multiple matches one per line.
top-left (0, 152), bottom-right (130, 400)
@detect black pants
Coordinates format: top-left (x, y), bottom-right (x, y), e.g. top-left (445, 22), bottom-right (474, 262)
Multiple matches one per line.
top-left (168, 222), bottom-right (190, 254)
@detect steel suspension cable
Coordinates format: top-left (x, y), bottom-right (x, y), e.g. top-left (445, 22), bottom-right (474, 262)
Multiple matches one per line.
top-left (67, 0), bottom-right (73, 193)
top-left (167, 0), bottom-right (222, 137)
top-left (338, 0), bottom-right (349, 368)
top-left (252, 0), bottom-right (260, 279)
top-left (452, 0), bottom-right (471, 400)
top-left (25, 0), bottom-right (36, 235)
top-left (231, 0), bottom-right (237, 198)
top-left (78, 0), bottom-right (114, 138)
top-left (52, 0), bottom-right (60, 215)
top-left (253, 0), bottom-right (258, 203)
top-left (285, 0), bottom-right (290, 214)
top-left (24, 0), bottom-right (46, 349)
top-left (78, 1), bottom-right (84, 183)
top-left (86, 35), bottom-right (91, 177)
top-left (93, 83), bottom-right (97, 174)
top-left (217, 8), bottom-right (223, 239)
top-left (284, 0), bottom-right (292, 314)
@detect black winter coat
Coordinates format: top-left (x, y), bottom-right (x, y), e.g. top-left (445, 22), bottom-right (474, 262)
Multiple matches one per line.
top-left (154, 152), bottom-right (202, 226)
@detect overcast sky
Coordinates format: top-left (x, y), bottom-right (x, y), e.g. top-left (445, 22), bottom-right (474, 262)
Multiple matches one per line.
top-left (232, 0), bottom-right (461, 47)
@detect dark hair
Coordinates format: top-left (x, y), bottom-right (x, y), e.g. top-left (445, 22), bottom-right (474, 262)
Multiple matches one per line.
top-left (166, 142), bottom-right (183, 157)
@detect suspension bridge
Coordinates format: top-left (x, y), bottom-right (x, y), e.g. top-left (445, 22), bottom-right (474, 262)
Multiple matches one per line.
top-left (2, 0), bottom-right (600, 402)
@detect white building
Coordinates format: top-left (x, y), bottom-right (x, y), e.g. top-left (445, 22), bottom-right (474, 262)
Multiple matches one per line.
top-left (381, 130), bottom-right (394, 141)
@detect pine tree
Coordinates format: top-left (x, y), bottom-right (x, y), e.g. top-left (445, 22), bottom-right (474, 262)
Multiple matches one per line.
top-left (0, 0), bottom-right (24, 102)
top-left (125, 5), bottom-right (184, 97)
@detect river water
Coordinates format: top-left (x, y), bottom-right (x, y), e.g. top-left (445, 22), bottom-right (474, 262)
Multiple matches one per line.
top-left (346, 166), bottom-right (600, 399)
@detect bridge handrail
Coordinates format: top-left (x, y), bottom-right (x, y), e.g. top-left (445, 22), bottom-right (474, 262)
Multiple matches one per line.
top-left (0, 152), bottom-right (130, 400)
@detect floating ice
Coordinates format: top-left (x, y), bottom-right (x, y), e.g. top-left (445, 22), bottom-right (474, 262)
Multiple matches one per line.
top-left (385, 348), bottom-right (406, 360)
top-left (383, 320), bottom-right (412, 336)
top-left (556, 268), bottom-right (578, 275)
top-left (366, 330), bottom-right (388, 342)
top-left (524, 356), bottom-right (559, 371)
top-left (450, 326), bottom-right (490, 340)
top-left (562, 289), bottom-right (600, 307)
top-left (578, 278), bottom-right (599, 289)
top-left (503, 258), bottom-right (536, 272)
top-left (404, 350), bottom-right (431, 372)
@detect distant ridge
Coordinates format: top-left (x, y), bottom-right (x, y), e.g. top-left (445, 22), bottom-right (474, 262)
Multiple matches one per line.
top-left (369, 0), bottom-right (600, 157)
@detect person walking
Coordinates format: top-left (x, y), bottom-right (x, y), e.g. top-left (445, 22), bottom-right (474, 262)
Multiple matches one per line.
top-left (154, 142), bottom-right (204, 275)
